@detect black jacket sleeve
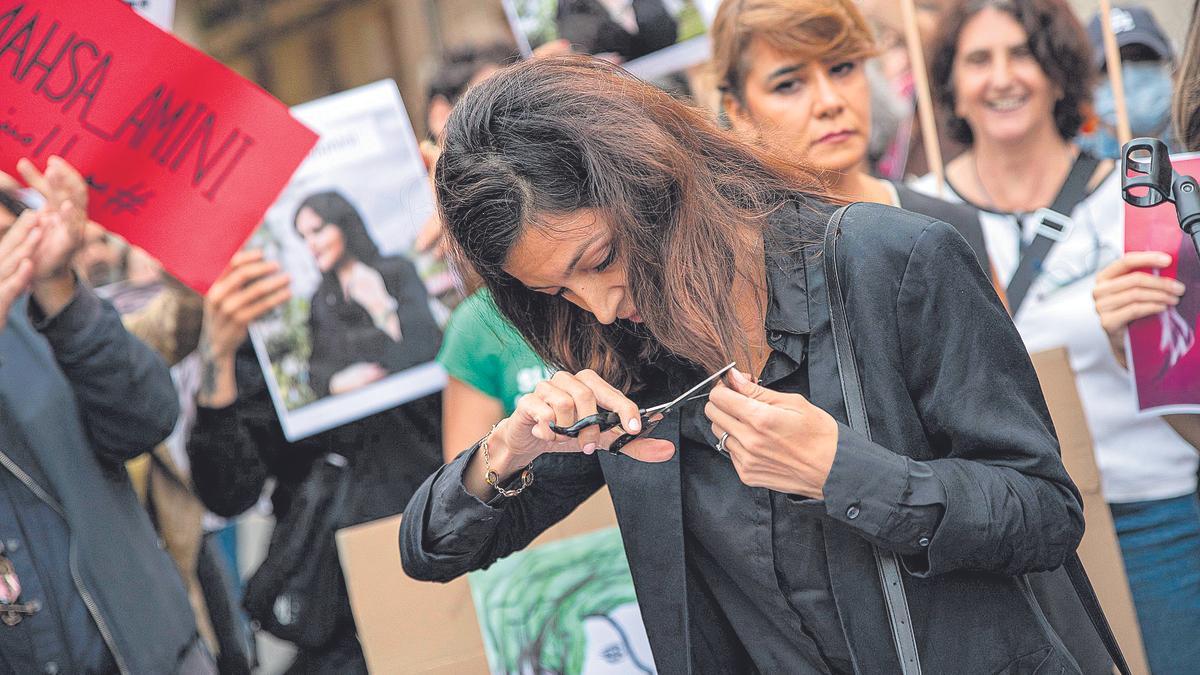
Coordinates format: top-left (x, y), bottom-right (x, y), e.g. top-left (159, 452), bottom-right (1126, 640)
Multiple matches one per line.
top-left (894, 221), bottom-right (1084, 576)
top-left (30, 281), bottom-right (179, 462)
top-left (400, 444), bottom-right (605, 583)
top-left (796, 214), bottom-right (1082, 578)
top-left (187, 342), bottom-right (313, 517)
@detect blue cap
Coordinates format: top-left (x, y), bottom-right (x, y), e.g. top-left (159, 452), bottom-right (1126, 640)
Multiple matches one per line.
top-left (1086, 5), bottom-right (1174, 69)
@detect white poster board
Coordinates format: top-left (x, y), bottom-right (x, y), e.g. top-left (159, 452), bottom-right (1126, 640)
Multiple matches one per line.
top-left (122, 0), bottom-right (175, 31)
top-left (502, 0), bottom-right (712, 81)
top-left (249, 80), bottom-right (448, 441)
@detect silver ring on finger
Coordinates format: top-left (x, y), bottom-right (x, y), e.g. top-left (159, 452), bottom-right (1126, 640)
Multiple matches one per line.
top-left (715, 431), bottom-right (731, 458)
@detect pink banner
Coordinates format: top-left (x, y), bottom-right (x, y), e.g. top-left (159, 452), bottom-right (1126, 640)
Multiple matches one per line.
top-left (1125, 154), bottom-right (1200, 413)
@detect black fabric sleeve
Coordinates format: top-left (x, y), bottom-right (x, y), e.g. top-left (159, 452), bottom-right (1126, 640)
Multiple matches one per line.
top-left (814, 427), bottom-right (946, 558)
top-left (30, 280), bottom-right (179, 462)
top-left (381, 256), bottom-right (442, 373)
top-left (894, 221), bottom-right (1083, 577)
top-left (187, 342), bottom-right (297, 517)
top-left (400, 444), bottom-right (605, 583)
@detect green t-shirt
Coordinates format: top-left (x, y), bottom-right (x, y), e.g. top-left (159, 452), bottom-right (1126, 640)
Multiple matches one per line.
top-left (437, 290), bottom-right (553, 416)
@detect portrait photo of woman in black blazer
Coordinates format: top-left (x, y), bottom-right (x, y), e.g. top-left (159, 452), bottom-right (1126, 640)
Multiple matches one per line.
top-left (293, 191), bottom-right (441, 397)
top-left (555, 0), bottom-right (678, 62)
top-left (401, 56), bottom-right (1128, 674)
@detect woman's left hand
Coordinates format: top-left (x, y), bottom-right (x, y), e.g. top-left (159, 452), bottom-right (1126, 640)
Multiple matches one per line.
top-left (705, 368), bottom-right (839, 499)
top-left (1093, 251), bottom-right (1185, 368)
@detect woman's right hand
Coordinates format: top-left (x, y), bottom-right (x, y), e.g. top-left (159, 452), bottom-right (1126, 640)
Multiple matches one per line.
top-left (201, 249), bottom-right (291, 361)
top-left (483, 370), bottom-right (676, 478)
top-left (197, 250), bottom-right (290, 407)
top-left (1093, 251), bottom-right (1186, 367)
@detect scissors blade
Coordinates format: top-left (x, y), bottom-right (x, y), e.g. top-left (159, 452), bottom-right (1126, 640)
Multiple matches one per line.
top-left (644, 362), bottom-right (737, 415)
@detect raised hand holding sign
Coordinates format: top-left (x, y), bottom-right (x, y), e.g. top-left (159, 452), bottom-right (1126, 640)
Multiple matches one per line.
top-left (0, 0), bottom-right (317, 293)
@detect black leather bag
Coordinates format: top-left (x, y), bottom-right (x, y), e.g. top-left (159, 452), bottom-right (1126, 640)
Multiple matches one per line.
top-left (242, 453), bottom-right (355, 649)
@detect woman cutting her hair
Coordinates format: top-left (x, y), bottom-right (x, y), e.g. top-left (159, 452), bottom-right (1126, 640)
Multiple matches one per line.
top-left (401, 56), bottom-right (1116, 673)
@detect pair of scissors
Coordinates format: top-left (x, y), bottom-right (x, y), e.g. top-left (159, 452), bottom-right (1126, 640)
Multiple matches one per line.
top-left (549, 362), bottom-right (737, 455)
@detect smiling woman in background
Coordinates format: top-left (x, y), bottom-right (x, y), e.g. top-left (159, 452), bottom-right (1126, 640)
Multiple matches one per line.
top-left (913, 1), bottom-right (1200, 671)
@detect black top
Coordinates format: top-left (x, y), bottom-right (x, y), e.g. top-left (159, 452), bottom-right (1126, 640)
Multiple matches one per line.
top-left (188, 342), bottom-right (443, 657)
top-left (673, 254), bottom-right (944, 672)
top-left (308, 255), bottom-right (443, 397)
top-left (893, 181), bottom-right (992, 280)
top-left (401, 202), bottom-right (1105, 674)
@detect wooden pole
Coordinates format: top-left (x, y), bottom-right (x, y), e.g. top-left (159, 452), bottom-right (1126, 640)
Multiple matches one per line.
top-left (901, 0), bottom-right (944, 196)
top-left (1098, 0), bottom-right (1132, 144)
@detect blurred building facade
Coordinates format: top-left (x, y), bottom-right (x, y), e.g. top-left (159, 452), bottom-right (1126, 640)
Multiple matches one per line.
top-left (176, 0), bottom-right (1190, 139)
top-left (176, 0), bottom-right (514, 140)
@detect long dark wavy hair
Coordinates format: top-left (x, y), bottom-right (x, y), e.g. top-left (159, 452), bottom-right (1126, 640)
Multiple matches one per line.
top-left (294, 191), bottom-right (382, 268)
top-left (435, 56), bottom-right (826, 390)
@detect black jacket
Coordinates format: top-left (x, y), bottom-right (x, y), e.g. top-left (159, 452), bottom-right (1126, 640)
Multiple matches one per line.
top-left (308, 255), bottom-right (442, 397)
top-left (188, 342), bottom-right (443, 659)
top-left (401, 203), bottom-right (1111, 673)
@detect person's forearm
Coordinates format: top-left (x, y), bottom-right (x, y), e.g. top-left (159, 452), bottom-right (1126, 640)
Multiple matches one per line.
top-left (29, 272), bottom-right (76, 319)
top-left (196, 338), bottom-right (239, 408)
top-left (462, 419), bottom-right (526, 501)
top-left (31, 276), bottom-right (180, 458)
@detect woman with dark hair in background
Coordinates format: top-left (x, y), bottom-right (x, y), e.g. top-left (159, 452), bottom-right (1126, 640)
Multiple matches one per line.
top-left (915, 1), bottom-right (1200, 670)
top-left (401, 56), bottom-right (1117, 673)
top-left (294, 191), bottom-right (441, 397)
top-left (709, 0), bottom-right (992, 279)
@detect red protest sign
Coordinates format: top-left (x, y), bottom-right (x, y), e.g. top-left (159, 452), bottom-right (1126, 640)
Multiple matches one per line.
top-left (0, 0), bottom-right (317, 293)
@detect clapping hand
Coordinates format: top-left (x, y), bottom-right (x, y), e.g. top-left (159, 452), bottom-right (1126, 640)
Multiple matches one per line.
top-left (0, 211), bottom-right (41, 333)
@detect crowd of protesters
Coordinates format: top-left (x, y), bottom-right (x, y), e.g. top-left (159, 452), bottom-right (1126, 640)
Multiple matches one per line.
top-left (1, 0), bottom-right (1198, 673)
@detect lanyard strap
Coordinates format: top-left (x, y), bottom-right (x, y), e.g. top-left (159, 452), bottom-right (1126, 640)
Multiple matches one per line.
top-left (1005, 153), bottom-right (1102, 314)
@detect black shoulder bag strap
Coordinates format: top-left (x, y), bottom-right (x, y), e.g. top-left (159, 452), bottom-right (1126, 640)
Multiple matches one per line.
top-left (822, 205), bottom-right (922, 675)
top-left (1064, 554), bottom-right (1133, 674)
top-left (1005, 153), bottom-right (1102, 314)
top-left (823, 204), bottom-right (1130, 675)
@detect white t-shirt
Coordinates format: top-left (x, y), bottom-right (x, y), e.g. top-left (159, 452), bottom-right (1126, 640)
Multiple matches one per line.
top-left (910, 171), bottom-right (1198, 502)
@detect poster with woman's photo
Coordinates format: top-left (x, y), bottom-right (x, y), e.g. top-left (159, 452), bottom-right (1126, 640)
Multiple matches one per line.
top-left (249, 80), bottom-right (451, 441)
top-left (503, 0), bottom-right (716, 81)
top-left (1125, 152), bottom-right (1200, 414)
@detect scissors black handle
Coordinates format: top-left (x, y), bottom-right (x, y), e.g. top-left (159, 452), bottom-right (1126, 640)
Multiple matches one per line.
top-left (548, 410), bottom-right (626, 437)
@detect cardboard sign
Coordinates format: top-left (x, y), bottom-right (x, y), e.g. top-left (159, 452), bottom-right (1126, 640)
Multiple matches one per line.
top-left (337, 488), bottom-right (654, 674)
top-left (0, 0), bottom-right (317, 293)
top-left (247, 80), bottom-right (448, 441)
top-left (122, 0), bottom-right (174, 30)
top-left (1124, 153), bottom-right (1200, 413)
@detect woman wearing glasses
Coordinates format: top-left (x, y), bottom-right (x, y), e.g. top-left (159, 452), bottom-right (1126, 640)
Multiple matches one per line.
top-left (401, 56), bottom-right (1116, 673)
top-left (913, 1), bottom-right (1200, 670)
